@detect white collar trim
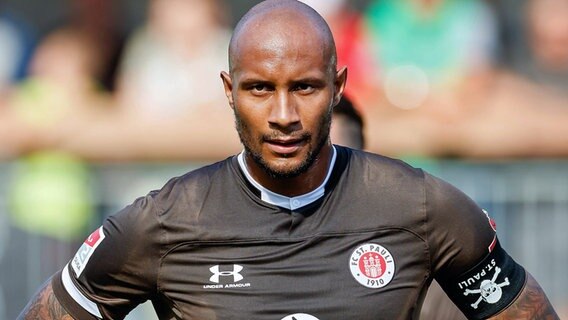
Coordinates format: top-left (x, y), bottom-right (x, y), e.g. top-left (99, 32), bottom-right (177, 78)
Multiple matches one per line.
top-left (237, 146), bottom-right (337, 210)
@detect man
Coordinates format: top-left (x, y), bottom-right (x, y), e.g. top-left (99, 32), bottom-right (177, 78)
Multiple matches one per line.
top-left (330, 96), bottom-right (365, 150)
top-left (19, 1), bottom-right (558, 319)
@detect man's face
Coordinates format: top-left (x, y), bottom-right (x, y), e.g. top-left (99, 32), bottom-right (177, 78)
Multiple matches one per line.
top-left (222, 28), bottom-right (345, 179)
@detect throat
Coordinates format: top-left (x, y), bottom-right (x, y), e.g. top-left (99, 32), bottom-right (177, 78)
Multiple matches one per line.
top-left (238, 146), bottom-right (336, 206)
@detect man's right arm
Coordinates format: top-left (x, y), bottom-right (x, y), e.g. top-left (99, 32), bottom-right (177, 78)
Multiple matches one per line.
top-left (17, 276), bottom-right (73, 320)
top-left (18, 194), bottom-right (163, 320)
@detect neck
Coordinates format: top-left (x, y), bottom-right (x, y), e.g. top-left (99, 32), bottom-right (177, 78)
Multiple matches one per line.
top-left (245, 143), bottom-right (334, 197)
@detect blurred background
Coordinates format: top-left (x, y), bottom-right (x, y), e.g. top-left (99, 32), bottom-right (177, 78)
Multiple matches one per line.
top-left (0, 0), bottom-right (567, 319)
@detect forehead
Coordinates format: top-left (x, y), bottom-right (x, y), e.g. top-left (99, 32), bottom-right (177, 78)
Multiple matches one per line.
top-left (236, 35), bottom-right (328, 77)
top-left (231, 10), bottom-right (332, 78)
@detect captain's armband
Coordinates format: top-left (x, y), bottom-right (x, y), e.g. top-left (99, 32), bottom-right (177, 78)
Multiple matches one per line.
top-left (439, 240), bottom-right (526, 320)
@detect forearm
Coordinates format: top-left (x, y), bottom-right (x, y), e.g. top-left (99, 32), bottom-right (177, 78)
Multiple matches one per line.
top-left (18, 277), bottom-right (73, 320)
top-left (489, 272), bottom-right (559, 320)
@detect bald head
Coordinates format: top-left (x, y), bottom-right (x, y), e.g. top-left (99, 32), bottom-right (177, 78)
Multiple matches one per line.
top-left (228, 0), bottom-right (337, 75)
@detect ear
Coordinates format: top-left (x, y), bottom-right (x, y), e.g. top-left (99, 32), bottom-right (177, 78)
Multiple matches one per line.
top-left (220, 71), bottom-right (235, 109)
top-left (333, 66), bottom-right (348, 107)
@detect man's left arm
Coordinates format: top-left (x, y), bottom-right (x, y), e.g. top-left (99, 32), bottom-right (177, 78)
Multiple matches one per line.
top-left (424, 173), bottom-right (560, 319)
top-left (489, 272), bottom-right (558, 320)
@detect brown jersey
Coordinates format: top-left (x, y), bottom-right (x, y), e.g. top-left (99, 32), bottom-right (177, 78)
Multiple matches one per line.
top-left (52, 146), bottom-right (525, 319)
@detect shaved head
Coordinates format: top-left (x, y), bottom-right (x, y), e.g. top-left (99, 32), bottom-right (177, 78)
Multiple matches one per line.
top-left (221, 0), bottom-right (347, 189)
top-left (228, 0), bottom-right (337, 76)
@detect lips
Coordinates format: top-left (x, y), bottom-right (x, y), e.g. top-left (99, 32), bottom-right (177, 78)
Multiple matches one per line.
top-left (265, 137), bottom-right (306, 155)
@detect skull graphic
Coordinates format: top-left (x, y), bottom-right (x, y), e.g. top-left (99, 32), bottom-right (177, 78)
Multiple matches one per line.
top-left (463, 266), bottom-right (510, 309)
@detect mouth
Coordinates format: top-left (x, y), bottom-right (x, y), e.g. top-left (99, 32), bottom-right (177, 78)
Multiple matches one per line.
top-left (265, 137), bottom-right (306, 155)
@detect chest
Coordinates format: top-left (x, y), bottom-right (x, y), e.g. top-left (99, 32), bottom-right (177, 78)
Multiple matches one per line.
top-left (157, 229), bottom-right (430, 320)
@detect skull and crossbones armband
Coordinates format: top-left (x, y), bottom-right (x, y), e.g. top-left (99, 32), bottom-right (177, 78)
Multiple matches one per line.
top-left (438, 239), bottom-right (527, 320)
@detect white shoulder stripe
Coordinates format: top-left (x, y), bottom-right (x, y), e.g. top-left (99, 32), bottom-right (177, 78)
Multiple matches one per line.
top-left (61, 264), bottom-right (103, 318)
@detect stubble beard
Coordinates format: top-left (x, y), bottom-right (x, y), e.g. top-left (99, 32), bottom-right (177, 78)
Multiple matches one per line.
top-left (234, 108), bottom-right (333, 180)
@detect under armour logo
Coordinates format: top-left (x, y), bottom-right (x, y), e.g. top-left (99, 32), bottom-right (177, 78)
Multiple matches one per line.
top-left (464, 266), bottom-right (510, 309)
top-left (209, 264), bottom-right (244, 283)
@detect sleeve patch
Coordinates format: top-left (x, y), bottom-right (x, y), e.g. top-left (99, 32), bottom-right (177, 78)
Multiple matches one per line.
top-left (440, 240), bottom-right (526, 320)
top-left (71, 226), bottom-right (105, 277)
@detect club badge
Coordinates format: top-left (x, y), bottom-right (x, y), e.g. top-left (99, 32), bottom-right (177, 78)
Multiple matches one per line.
top-left (349, 243), bottom-right (395, 288)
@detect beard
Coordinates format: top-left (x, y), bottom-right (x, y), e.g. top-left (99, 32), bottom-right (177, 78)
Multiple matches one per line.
top-left (234, 107), bottom-right (332, 180)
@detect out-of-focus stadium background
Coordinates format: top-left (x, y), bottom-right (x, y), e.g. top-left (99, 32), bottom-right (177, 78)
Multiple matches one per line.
top-left (1, 0), bottom-right (567, 319)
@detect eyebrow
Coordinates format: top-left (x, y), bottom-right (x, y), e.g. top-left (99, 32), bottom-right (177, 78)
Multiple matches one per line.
top-left (238, 74), bottom-right (328, 85)
top-left (290, 77), bottom-right (327, 84)
top-left (238, 78), bottom-right (273, 88)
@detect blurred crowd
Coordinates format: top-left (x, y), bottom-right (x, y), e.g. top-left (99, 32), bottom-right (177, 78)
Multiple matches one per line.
top-left (1, 1), bottom-right (568, 318)
top-left (1, 0), bottom-right (568, 163)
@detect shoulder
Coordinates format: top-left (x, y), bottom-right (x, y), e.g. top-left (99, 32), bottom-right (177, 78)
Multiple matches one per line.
top-left (346, 147), bottom-right (425, 183)
top-left (102, 157), bottom-right (238, 244)
top-left (149, 157), bottom-right (236, 211)
top-left (336, 147), bottom-right (428, 219)
top-left (346, 146), bottom-right (420, 170)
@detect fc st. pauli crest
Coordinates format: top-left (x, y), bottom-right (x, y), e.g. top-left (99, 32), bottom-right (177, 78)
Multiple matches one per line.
top-left (349, 243), bottom-right (395, 288)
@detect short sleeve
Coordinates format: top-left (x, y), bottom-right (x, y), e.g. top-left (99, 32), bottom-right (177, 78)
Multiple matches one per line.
top-left (425, 173), bottom-right (525, 319)
top-left (425, 173), bottom-right (496, 277)
top-left (52, 193), bottom-right (163, 319)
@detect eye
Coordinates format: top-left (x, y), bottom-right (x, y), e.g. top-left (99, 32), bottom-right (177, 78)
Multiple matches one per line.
top-left (294, 83), bottom-right (315, 94)
top-left (249, 83), bottom-right (271, 95)
top-left (252, 84), bottom-right (266, 91)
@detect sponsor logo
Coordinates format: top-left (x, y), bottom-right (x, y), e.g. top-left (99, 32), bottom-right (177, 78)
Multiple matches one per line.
top-left (209, 264), bottom-right (243, 283)
top-left (349, 243), bottom-right (395, 289)
top-left (203, 264), bottom-right (251, 290)
top-left (71, 226), bottom-right (105, 277)
top-left (281, 313), bottom-right (320, 320)
top-left (463, 266), bottom-right (510, 309)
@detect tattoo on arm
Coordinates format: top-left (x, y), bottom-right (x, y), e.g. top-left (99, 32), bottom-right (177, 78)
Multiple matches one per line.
top-left (18, 279), bottom-right (73, 320)
top-left (490, 272), bottom-right (559, 320)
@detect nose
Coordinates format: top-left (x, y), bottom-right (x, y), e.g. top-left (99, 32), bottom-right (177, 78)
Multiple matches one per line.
top-left (268, 91), bottom-right (300, 129)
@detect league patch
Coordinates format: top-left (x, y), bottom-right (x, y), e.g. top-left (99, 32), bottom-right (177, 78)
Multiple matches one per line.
top-left (349, 243), bottom-right (395, 289)
top-left (440, 239), bottom-right (526, 320)
top-left (482, 209), bottom-right (497, 232)
top-left (71, 226), bottom-right (105, 277)
top-left (482, 209), bottom-right (497, 252)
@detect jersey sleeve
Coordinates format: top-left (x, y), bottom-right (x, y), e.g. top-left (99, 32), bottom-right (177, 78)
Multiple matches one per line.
top-left (424, 173), bottom-right (526, 319)
top-left (52, 192), bottom-right (164, 319)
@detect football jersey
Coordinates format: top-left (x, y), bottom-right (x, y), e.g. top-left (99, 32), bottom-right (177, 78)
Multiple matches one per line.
top-left (52, 146), bottom-right (524, 319)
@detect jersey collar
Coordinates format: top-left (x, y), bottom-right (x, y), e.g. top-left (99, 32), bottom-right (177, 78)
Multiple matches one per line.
top-left (237, 146), bottom-right (337, 210)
